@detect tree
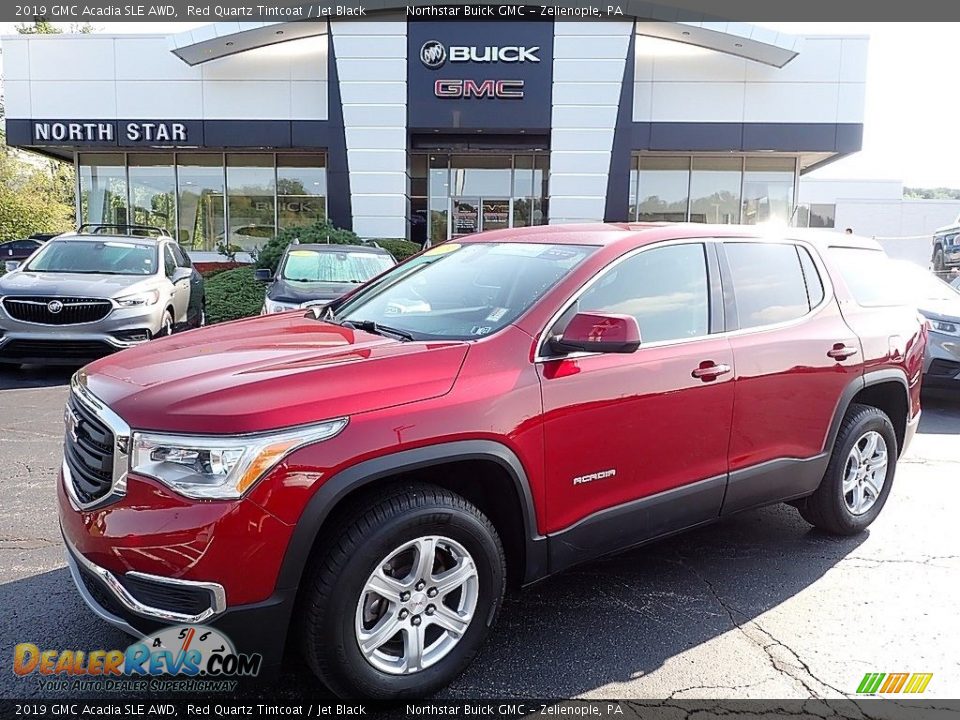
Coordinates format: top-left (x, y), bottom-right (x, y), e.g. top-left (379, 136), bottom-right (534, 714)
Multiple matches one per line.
top-left (15, 19), bottom-right (95, 34)
top-left (256, 219), bottom-right (362, 273)
top-left (0, 152), bottom-right (73, 241)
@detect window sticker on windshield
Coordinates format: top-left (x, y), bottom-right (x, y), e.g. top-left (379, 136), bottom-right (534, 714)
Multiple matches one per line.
top-left (289, 250), bottom-right (318, 257)
top-left (539, 247), bottom-right (582, 261)
top-left (424, 243), bottom-right (461, 256)
top-left (471, 326), bottom-right (493, 336)
top-left (485, 307), bottom-right (508, 322)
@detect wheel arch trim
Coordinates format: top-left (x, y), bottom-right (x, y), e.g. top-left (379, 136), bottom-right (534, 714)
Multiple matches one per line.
top-left (274, 439), bottom-right (545, 592)
top-left (824, 369), bottom-right (910, 455)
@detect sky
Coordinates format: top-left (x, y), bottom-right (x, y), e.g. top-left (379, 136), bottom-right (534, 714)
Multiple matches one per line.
top-left (0, 21), bottom-right (957, 188)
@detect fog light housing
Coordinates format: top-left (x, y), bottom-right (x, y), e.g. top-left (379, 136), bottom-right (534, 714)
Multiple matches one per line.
top-left (112, 329), bottom-right (151, 343)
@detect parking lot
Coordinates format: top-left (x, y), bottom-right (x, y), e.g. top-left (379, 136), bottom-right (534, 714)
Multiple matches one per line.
top-left (1, 365), bottom-right (958, 700)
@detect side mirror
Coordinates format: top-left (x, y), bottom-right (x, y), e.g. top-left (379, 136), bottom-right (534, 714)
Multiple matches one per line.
top-left (4, 260), bottom-right (20, 273)
top-left (254, 268), bottom-right (273, 282)
top-left (548, 312), bottom-right (641, 355)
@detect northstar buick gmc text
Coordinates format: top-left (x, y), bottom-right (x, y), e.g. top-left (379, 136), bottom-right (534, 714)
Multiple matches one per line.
top-left (58, 223), bottom-right (925, 697)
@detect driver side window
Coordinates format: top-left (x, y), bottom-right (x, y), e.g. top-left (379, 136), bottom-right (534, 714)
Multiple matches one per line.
top-left (555, 243), bottom-right (710, 345)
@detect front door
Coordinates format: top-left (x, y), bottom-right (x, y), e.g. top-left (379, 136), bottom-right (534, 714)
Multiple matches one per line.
top-left (537, 241), bottom-right (734, 565)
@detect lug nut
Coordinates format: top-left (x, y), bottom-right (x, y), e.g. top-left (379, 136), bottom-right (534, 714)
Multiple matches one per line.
top-left (425, 605), bottom-right (435, 615)
top-left (415, 580), bottom-right (426, 591)
top-left (427, 587), bottom-right (438, 598)
top-left (399, 609), bottom-right (409, 619)
top-left (400, 591), bottom-right (411, 601)
top-left (411, 615), bottom-right (422, 626)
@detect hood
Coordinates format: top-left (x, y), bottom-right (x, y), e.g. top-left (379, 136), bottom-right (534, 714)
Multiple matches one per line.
top-left (0, 271), bottom-right (156, 298)
top-left (918, 297), bottom-right (960, 323)
top-left (81, 312), bottom-right (469, 434)
top-left (267, 278), bottom-right (357, 305)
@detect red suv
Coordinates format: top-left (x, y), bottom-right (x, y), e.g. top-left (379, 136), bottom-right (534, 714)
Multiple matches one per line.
top-left (59, 224), bottom-right (925, 697)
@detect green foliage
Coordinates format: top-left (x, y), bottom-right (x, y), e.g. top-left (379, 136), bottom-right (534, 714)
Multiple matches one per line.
top-left (204, 267), bottom-right (266, 324)
top-left (16, 19), bottom-right (95, 33)
top-left (904, 187), bottom-right (960, 200)
top-left (376, 239), bottom-right (421, 262)
top-left (0, 151), bottom-right (73, 242)
top-left (215, 242), bottom-right (244, 263)
top-left (255, 220), bottom-right (362, 273)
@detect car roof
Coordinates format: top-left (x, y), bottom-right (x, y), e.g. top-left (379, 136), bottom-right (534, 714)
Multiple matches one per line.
top-left (455, 222), bottom-right (884, 252)
top-left (286, 243), bottom-right (390, 254)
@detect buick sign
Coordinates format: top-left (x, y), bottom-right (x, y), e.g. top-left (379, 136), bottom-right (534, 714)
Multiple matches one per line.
top-left (419, 41), bottom-right (540, 69)
top-left (47, 300), bottom-right (63, 314)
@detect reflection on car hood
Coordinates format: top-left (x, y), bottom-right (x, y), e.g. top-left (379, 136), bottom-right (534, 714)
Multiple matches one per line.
top-left (918, 297), bottom-right (960, 323)
top-left (0, 271), bottom-right (157, 298)
top-left (268, 278), bottom-right (357, 305)
top-left (82, 312), bottom-right (470, 434)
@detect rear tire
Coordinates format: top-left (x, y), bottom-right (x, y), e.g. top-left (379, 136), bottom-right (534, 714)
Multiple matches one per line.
top-left (298, 483), bottom-right (505, 698)
top-left (798, 403), bottom-right (897, 535)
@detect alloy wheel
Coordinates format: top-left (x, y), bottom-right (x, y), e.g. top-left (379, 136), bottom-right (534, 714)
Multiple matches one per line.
top-left (354, 535), bottom-right (479, 675)
top-left (842, 430), bottom-right (888, 515)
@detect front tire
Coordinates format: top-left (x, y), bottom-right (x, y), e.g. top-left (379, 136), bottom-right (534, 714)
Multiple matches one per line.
top-left (933, 247), bottom-right (945, 273)
top-left (154, 310), bottom-right (174, 339)
top-left (798, 403), bottom-right (897, 535)
top-left (299, 483), bottom-right (506, 698)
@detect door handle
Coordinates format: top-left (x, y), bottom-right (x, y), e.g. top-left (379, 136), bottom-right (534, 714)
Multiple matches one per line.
top-left (691, 362), bottom-right (732, 381)
top-left (827, 343), bottom-right (859, 360)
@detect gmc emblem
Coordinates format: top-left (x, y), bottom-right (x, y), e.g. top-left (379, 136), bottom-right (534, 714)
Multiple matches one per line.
top-left (434, 79), bottom-right (525, 99)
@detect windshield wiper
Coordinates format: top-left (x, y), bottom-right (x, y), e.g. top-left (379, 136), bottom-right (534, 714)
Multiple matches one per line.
top-left (343, 319), bottom-right (416, 342)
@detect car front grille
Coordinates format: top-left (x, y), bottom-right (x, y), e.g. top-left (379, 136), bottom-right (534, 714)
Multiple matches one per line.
top-left (0, 339), bottom-right (115, 360)
top-left (3, 296), bottom-right (112, 325)
top-left (65, 395), bottom-right (116, 505)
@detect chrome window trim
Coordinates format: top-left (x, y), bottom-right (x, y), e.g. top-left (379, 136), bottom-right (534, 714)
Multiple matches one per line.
top-left (64, 531), bottom-right (226, 625)
top-left (533, 235), bottom-right (835, 363)
top-left (65, 373), bottom-right (132, 510)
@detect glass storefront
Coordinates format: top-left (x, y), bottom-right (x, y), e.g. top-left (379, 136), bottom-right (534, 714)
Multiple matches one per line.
top-left (78, 152), bottom-right (327, 252)
top-left (410, 152), bottom-right (549, 244)
top-left (628, 155), bottom-right (798, 225)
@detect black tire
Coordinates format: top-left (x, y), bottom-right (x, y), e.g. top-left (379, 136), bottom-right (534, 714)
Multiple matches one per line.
top-left (154, 310), bottom-right (174, 339)
top-left (298, 483), bottom-right (506, 698)
top-left (798, 403), bottom-right (897, 535)
top-left (933, 247), bottom-right (945, 273)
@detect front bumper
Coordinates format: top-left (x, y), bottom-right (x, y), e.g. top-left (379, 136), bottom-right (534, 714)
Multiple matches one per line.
top-left (0, 303), bottom-right (164, 364)
top-left (922, 332), bottom-right (960, 389)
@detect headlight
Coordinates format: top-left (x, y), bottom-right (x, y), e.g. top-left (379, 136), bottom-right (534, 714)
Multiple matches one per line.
top-left (263, 298), bottom-right (298, 314)
top-left (130, 418), bottom-right (348, 499)
top-left (116, 290), bottom-right (160, 307)
top-left (930, 319), bottom-right (960, 337)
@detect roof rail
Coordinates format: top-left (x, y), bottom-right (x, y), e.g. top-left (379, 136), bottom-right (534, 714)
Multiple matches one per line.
top-left (77, 224), bottom-right (172, 238)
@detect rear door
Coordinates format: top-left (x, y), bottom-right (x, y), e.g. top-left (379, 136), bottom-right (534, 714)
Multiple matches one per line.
top-left (719, 239), bottom-right (861, 513)
top-left (537, 240), bottom-right (734, 564)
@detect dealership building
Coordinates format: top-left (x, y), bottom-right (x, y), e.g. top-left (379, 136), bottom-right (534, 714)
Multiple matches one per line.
top-left (1, 12), bottom-right (868, 254)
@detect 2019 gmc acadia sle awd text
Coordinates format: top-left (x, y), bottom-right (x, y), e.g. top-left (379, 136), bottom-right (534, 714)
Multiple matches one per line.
top-left (58, 223), bottom-right (925, 698)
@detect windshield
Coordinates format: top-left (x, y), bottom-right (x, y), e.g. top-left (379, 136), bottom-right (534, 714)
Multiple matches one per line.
top-left (25, 240), bottom-right (157, 276)
top-left (332, 242), bottom-right (597, 340)
top-left (281, 249), bottom-right (394, 283)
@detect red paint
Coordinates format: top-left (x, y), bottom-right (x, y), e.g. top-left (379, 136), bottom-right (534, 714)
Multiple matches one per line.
top-left (60, 224), bottom-right (926, 607)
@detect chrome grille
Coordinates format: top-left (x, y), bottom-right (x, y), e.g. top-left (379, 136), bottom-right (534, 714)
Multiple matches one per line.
top-left (65, 395), bottom-right (115, 504)
top-left (3, 296), bottom-right (112, 325)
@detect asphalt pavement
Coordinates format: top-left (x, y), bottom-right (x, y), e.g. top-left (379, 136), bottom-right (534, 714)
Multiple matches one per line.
top-left (1, 364), bottom-right (958, 700)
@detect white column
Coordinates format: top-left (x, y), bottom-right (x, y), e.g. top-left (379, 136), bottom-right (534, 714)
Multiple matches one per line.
top-left (549, 22), bottom-right (634, 224)
top-left (330, 19), bottom-right (409, 239)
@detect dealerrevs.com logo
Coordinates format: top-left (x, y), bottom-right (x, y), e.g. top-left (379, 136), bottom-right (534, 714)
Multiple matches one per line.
top-left (14, 625), bottom-right (261, 693)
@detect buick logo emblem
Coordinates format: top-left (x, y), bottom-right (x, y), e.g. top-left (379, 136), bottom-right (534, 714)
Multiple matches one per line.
top-left (420, 40), bottom-right (446, 69)
top-left (47, 300), bottom-right (63, 314)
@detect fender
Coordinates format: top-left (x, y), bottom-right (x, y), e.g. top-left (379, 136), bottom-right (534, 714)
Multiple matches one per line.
top-left (823, 368), bottom-right (909, 456)
top-left (273, 440), bottom-right (547, 593)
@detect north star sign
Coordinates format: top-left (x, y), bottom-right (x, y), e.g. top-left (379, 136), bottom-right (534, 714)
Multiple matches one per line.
top-left (32, 121), bottom-right (188, 143)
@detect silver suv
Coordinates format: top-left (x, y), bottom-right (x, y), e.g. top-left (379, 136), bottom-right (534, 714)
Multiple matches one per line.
top-left (0, 225), bottom-right (204, 365)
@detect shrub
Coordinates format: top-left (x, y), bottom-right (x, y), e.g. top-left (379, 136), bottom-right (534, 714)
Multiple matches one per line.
top-left (256, 220), bottom-right (361, 274)
top-left (376, 239), bottom-right (422, 262)
top-left (204, 267), bottom-right (265, 324)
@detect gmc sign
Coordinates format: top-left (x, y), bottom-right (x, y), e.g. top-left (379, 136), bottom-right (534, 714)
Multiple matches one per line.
top-left (434, 79), bottom-right (525, 99)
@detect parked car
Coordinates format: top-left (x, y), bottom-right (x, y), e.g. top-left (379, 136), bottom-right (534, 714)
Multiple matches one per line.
top-left (893, 260), bottom-right (960, 391)
top-left (932, 215), bottom-right (960, 273)
top-left (256, 243), bottom-right (396, 313)
top-left (0, 225), bottom-right (205, 365)
top-left (59, 224), bottom-right (924, 697)
top-left (0, 234), bottom-right (53, 264)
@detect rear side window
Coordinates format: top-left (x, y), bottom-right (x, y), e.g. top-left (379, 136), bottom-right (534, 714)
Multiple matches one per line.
top-left (724, 242), bottom-right (818, 329)
top-left (827, 247), bottom-right (907, 307)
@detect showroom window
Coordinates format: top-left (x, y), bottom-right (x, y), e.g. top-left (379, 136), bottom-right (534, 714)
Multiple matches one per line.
top-left (78, 153), bottom-right (327, 252)
top-left (128, 154), bottom-right (175, 237)
top-left (78, 153), bottom-right (127, 227)
top-left (628, 155), bottom-right (799, 224)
